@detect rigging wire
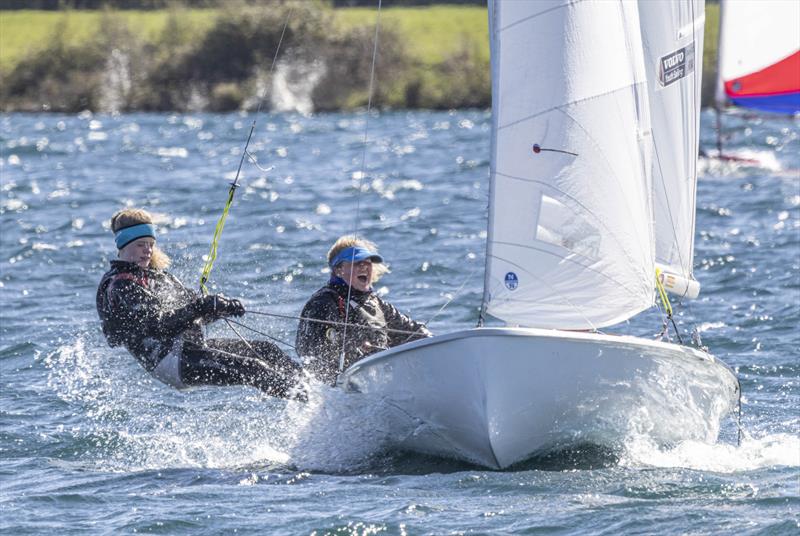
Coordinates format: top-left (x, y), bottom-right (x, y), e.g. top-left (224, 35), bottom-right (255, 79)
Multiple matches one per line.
top-left (405, 263), bottom-right (483, 343)
top-left (339, 0), bottom-right (383, 373)
top-left (691, 1), bottom-right (744, 445)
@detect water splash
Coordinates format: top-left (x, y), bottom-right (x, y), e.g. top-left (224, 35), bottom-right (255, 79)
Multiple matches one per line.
top-left (280, 379), bottom-right (395, 473)
top-left (44, 334), bottom-right (291, 472)
top-left (270, 59), bottom-right (326, 115)
top-left (98, 49), bottom-right (132, 114)
top-left (620, 432), bottom-right (800, 473)
top-left (43, 333), bottom-right (398, 474)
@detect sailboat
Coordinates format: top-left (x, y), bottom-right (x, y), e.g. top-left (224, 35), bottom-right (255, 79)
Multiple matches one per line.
top-left (715, 0), bottom-right (800, 115)
top-left (713, 0), bottom-right (800, 159)
top-left (336, 0), bottom-right (739, 469)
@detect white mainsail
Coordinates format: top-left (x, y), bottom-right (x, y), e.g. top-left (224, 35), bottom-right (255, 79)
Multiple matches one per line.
top-left (483, 0), bottom-right (654, 330)
top-left (638, 0), bottom-right (704, 298)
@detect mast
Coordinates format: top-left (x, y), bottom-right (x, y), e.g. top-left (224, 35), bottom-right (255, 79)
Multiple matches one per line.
top-left (479, 0), bottom-right (500, 327)
top-left (715, 0), bottom-right (727, 156)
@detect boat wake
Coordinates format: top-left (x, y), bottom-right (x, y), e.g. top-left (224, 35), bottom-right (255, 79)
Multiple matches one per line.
top-left (698, 148), bottom-right (784, 175)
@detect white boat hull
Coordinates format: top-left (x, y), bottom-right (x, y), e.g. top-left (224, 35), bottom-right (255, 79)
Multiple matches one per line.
top-left (337, 328), bottom-right (739, 469)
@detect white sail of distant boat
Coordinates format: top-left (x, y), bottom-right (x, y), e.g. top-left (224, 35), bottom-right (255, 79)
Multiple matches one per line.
top-left (338, 0), bottom-right (738, 469)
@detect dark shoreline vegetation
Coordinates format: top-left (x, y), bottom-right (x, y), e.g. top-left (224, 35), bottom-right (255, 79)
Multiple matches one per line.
top-left (1, 2), bottom-right (720, 113)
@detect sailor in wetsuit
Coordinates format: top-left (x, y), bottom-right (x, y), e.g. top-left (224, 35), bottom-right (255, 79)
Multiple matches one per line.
top-left (96, 208), bottom-right (301, 398)
top-left (295, 235), bottom-right (431, 384)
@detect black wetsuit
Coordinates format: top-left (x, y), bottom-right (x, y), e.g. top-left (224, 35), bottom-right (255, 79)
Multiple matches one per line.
top-left (296, 278), bottom-right (431, 384)
top-left (96, 260), bottom-right (300, 398)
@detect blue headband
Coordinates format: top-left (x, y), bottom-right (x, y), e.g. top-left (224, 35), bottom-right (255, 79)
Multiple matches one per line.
top-left (329, 246), bottom-right (384, 268)
top-left (115, 223), bottom-right (156, 250)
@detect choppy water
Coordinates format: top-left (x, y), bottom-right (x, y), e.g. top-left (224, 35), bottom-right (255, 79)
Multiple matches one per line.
top-left (1, 109), bottom-right (798, 535)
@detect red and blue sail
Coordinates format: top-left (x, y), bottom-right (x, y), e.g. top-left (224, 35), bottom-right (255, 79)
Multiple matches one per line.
top-left (723, 51), bottom-right (800, 114)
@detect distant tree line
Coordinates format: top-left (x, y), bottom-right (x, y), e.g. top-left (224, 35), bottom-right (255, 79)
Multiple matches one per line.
top-left (0, 0), bottom-right (485, 9)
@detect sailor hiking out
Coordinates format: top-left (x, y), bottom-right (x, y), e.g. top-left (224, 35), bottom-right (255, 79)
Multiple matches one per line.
top-left (96, 208), bottom-right (302, 398)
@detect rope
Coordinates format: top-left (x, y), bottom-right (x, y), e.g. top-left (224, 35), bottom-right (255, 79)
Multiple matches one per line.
top-left (339, 0), bottom-right (383, 373)
top-left (198, 8), bottom-right (293, 294)
top-left (223, 317), bottom-right (260, 356)
top-left (246, 308), bottom-right (423, 338)
top-left (197, 340), bottom-right (297, 383)
top-left (225, 317), bottom-right (296, 350)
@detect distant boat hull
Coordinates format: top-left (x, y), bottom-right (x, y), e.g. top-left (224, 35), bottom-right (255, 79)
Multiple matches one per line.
top-left (337, 328), bottom-right (739, 469)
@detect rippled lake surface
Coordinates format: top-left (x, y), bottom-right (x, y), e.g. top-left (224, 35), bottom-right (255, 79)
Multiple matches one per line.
top-left (1, 109), bottom-right (798, 535)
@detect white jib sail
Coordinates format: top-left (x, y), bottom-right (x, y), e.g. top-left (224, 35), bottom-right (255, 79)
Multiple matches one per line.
top-left (484, 0), bottom-right (655, 331)
top-left (715, 0), bottom-right (800, 107)
top-left (638, 0), bottom-right (704, 299)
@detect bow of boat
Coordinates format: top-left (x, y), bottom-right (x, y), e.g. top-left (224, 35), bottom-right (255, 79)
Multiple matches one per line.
top-left (338, 328), bottom-right (739, 469)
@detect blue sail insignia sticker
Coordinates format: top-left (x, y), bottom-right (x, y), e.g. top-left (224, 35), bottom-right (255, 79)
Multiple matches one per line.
top-left (504, 272), bottom-right (519, 290)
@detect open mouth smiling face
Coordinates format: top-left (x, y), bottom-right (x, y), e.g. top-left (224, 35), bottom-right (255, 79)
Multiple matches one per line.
top-left (337, 260), bottom-right (373, 292)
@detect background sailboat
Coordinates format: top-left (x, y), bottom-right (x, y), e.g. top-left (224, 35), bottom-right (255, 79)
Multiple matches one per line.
top-left (716, 0), bottom-right (800, 115)
top-left (713, 0), bottom-right (800, 160)
top-left (337, 0), bottom-right (738, 469)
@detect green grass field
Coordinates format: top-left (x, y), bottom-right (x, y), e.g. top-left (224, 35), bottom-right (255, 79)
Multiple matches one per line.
top-left (0, 9), bottom-right (218, 70)
top-left (335, 6), bottom-right (489, 65)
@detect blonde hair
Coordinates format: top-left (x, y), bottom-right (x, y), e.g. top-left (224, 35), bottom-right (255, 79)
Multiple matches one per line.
top-left (110, 208), bottom-right (171, 270)
top-left (327, 235), bottom-right (389, 283)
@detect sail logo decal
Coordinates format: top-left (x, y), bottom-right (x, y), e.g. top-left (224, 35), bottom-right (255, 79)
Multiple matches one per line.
top-left (504, 272), bottom-right (519, 290)
top-left (659, 42), bottom-right (695, 87)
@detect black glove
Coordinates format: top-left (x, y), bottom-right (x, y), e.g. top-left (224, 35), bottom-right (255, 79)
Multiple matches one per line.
top-left (194, 294), bottom-right (245, 320)
top-left (217, 296), bottom-right (245, 317)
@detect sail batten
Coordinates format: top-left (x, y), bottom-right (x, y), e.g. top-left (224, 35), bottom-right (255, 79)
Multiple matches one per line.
top-left (497, 84), bottom-right (655, 132)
